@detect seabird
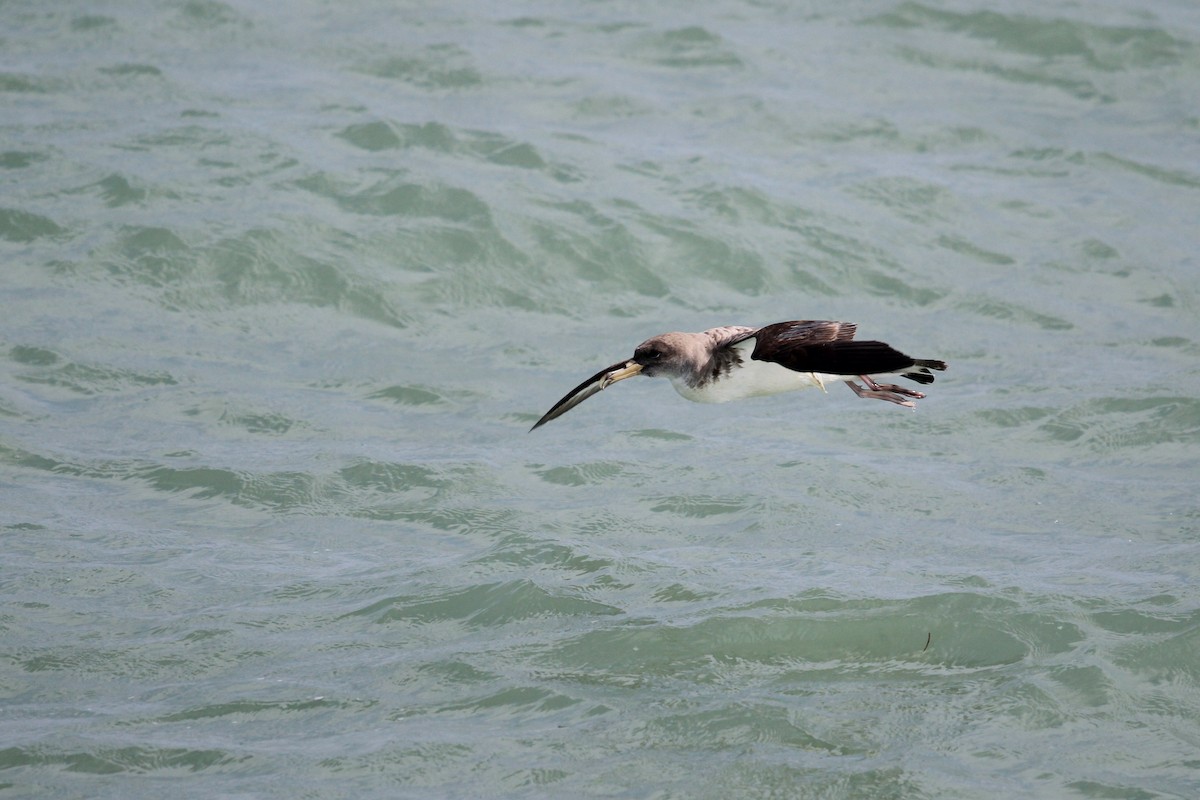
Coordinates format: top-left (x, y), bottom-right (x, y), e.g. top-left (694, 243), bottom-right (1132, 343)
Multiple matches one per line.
top-left (530, 320), bottom-right (947, 431)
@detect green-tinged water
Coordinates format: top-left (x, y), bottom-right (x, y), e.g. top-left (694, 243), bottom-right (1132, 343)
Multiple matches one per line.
top-left (3, 0), bottom-right (1199, 797)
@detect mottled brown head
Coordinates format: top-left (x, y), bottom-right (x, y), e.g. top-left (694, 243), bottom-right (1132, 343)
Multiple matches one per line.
top-left (632, 333), bottom-right (712, 381)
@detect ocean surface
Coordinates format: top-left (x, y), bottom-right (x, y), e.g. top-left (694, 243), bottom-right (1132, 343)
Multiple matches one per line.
top-left (3, 0), bottom-right (1199, 797)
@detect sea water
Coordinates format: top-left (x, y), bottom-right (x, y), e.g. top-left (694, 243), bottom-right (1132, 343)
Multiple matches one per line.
top-left (3, 1), bottom-right (1199, 797)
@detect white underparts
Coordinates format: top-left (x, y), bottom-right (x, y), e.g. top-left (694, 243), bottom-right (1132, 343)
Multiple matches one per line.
top-left (669, 358), bottom-right (841, 404)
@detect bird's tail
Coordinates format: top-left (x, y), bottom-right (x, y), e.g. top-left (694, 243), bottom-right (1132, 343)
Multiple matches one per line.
top-left (902, 359), bottom-right (948, 385)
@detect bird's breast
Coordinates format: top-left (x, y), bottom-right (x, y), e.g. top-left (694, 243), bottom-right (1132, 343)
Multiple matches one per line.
top-left (669, 359), bottom-right (835, 404)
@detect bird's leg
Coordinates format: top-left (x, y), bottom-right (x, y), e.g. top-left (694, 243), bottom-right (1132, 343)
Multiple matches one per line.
top-left (860, 374), bottom-right (925, 398)
top-left (844, 375), bottom-right (924, 407)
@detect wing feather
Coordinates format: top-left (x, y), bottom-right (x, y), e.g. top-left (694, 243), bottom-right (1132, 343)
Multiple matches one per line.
top-left (750, 321), bottom-right (917, 377)
top-left (704, 321), bottom-right (854, 371)
top-left (751, 320), bottom-right (857, 346)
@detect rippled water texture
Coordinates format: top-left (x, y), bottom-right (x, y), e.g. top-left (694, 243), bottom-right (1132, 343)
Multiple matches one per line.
top-left (3, 1), bottom-right (1199, 797)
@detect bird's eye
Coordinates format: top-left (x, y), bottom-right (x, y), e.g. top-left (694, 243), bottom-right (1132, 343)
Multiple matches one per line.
top-left (647, 349), bottom-right (662, 360)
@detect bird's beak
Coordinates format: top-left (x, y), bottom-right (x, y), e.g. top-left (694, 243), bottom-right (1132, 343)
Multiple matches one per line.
top-left (530, 359), bottom-right (643, 431)
top-left (599, 360), bottom-right (642, 388)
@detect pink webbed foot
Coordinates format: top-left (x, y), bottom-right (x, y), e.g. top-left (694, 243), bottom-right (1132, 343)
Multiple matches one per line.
top-left (844, 375), bottom-right (926, 407)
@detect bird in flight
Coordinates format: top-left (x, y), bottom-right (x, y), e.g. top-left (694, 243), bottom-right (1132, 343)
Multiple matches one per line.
top-left (530, 319), bottom-right (947, 430)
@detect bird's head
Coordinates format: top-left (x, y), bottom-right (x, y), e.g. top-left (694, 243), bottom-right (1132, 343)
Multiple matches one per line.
top-left (632, 333), bottom-right (701, 379)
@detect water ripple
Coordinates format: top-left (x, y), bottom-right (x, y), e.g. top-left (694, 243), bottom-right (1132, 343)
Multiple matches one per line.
top-left (344, 579), bottom-right (623, 626)
top-left (356, 43), bottom-right (483, 88)
top-left (0, 745), bottom-right (242, 776)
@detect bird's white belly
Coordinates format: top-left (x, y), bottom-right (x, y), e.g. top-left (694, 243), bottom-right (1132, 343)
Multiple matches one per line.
top-left (669, 359), bottom-right (842, 404)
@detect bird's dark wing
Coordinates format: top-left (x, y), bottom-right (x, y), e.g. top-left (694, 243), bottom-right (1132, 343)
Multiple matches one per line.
top-left (750, 321), bottom-right (916, 377)
top-left (750, 320), bottom-right (857, 346)
top-left (705, 320), bottom-right (871, 380)
top-left (530, 360), bottom-right (632, 431)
